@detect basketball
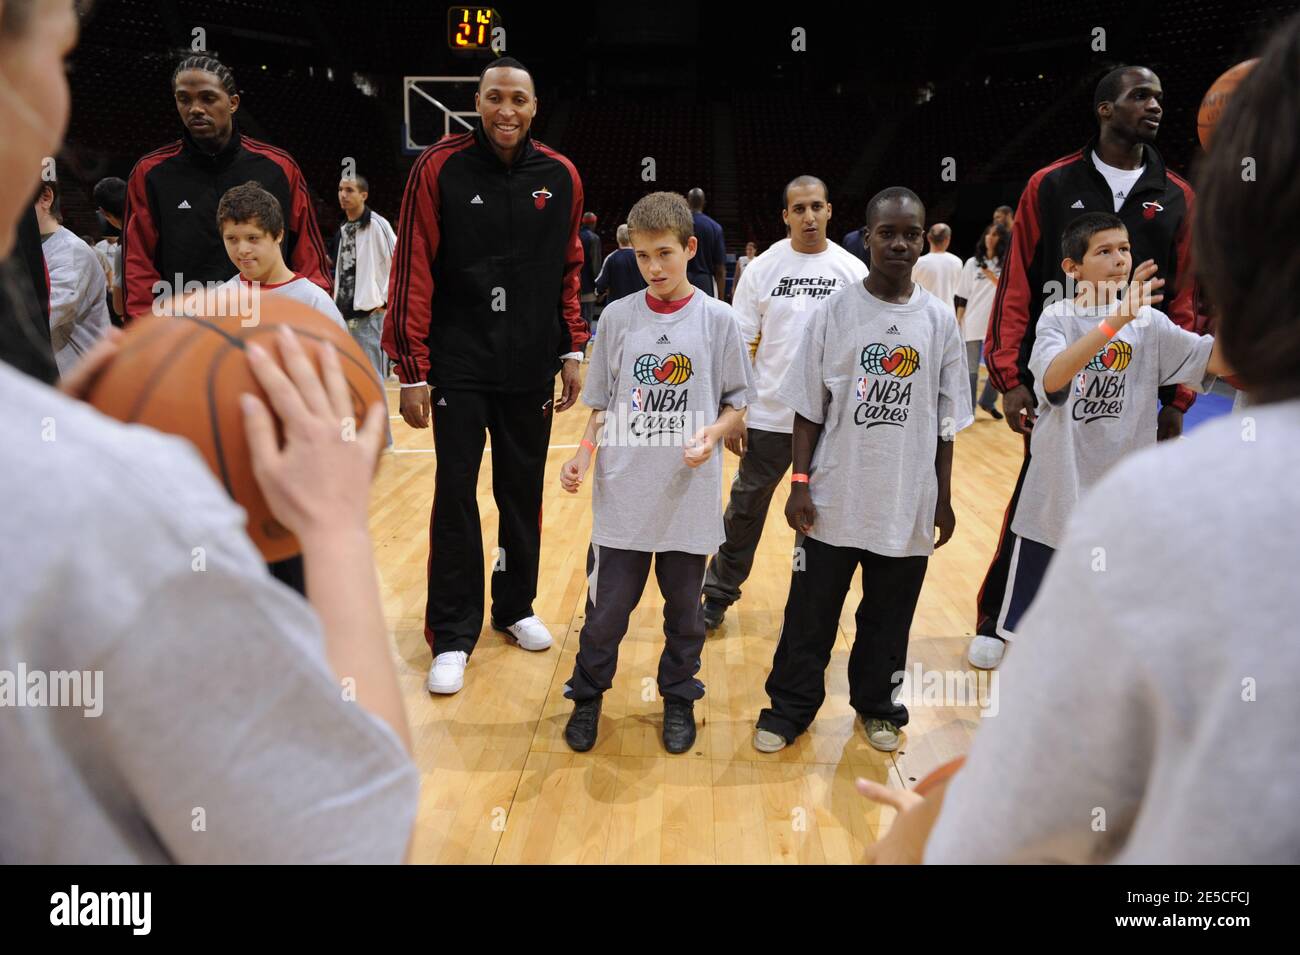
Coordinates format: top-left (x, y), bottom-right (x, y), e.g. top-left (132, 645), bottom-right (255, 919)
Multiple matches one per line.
top-left (85, 296), bottom-right (385, 562)
top-left (888, 344), bottom-right (921, 378)
top-left (1197, 59), bottom-right (1258, 148)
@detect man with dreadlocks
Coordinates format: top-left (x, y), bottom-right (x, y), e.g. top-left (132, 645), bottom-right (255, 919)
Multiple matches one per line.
top-left (122, 55), bottom-right (334, 594)
top-left (121, 54), bottom-right (332, 323)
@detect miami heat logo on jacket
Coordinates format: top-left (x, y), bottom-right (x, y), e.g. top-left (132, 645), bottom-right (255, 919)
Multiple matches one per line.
top-left (532, 187), bottom-right (552, 210)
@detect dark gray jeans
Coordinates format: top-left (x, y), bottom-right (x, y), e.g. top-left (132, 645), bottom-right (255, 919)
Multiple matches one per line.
top-left (564, 545), bottom-right (708, 703)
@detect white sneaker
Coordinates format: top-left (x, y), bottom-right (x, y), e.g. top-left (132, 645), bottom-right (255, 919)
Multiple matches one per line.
top-left (495, 615), bottom-right (553, 651)
top-left (753, 729), bottom-right (787, 753)
top-left (967, 635), bottom-right (1007, 670)
top-left (426, 651), bottom-right (468, 694)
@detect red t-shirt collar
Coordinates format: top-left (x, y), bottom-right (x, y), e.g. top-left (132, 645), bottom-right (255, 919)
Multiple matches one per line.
top-left (238, 273), bottom-right (301, 290)
top-left (644, 288), bottom-right (695, 314)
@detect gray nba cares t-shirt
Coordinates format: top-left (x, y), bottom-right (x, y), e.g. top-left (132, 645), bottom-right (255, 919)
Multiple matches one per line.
top-left (1012, 300), bottom-right (1215, 549)
top-left (0, 362), bottom-right (417, 863)
top-left (582, 290), bottom-right (755, 554)
top-left (777, 281), bottom-right (973, 557)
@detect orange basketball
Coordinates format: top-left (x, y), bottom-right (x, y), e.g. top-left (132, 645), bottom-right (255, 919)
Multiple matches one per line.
top-left (87, 294), bottom-right (385, 562)
top-left (1197, 59), bottom-right (1258, 149)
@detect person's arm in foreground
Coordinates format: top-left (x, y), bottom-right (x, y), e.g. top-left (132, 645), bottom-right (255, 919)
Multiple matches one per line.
top-left (243, 327), bottom-right (410, 752)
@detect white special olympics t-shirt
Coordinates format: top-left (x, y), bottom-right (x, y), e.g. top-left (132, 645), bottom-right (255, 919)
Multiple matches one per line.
top-left (911, 251), bottom-right (963, 309)
top-left (777, 281), bottom-right (973, 557)
top-left (1092, 151), bottom-right (1145, 212)
top-left (216, 275), bottom-right (347, 331)
top-left (1012, 300), bottom-right (1215, 550)
top-left (731, 239), bottom-right (868, 434)
top-left (954, 256), bottom-right (1001, 343)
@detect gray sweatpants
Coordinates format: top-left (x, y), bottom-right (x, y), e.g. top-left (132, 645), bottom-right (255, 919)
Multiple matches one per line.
top-left (702, 428), bottom-right (793, 607)
top-left (347, 308), bottom-right (387, 381)
top-left (563, 545), bottom-right (708, 703)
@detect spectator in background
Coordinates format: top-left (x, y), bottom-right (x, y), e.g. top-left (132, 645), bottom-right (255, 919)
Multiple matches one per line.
top-left (994, 204), bottom-right (1015, 231)
top-left (0, 205), bottom-right (56, 385)
top-left (594, 222), bottom-right (646, 305)
top-left (686, 187), bottom-right (726, 298)
top-left (842, 225), bottom-right (870, 268)
top-left (733, 240), bottom-right (757, 289)
top-left (332, 174), bottom-right (395, 380)
top-left (912, 222), bottom-right (963, 307)
top-left (33, 179), bottom-right (109, 375)
top-left (123, 54), bottom-right (331, 323)
top-left (92, 176), bottom-right (126, 324)
top-left (953, 222), bottom-right (1009, 418)
top-left (579, 211), bottom-right (601, 334)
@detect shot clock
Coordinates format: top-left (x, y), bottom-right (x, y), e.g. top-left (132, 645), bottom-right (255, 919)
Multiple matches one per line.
top-left (448, 7), bottom-right (500, 51)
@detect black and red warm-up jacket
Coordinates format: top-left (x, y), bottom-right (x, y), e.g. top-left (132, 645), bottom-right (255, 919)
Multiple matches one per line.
top-left (383, 120), bottom-right (587, 391)
top-left (122, 122), bottom-right (331, 321)
top-left (984, 136), bottom-right (1202, 412)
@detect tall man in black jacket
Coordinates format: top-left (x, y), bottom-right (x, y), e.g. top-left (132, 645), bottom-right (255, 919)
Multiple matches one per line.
top-left (385, 58), bottom-right (588, 695)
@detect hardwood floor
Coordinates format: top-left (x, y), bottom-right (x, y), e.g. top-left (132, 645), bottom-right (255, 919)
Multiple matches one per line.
top-left (370, 366), bottom-right (1023, 863)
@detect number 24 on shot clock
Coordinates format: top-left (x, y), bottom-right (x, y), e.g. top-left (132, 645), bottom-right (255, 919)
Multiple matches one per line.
top-left (448, 7), bottom-right (499, 51)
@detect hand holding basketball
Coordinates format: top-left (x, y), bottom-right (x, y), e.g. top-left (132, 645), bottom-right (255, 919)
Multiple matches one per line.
top-left (241, 327), bottom-right (388, 544)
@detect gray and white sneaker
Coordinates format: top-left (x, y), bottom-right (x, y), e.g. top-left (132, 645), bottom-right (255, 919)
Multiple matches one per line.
top-left (864, 718), bottom-right (901, 753)
top-left (753, 728), bottom-right (788, 753)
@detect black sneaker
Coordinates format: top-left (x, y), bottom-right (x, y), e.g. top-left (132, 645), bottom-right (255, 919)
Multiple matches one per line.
top-left (662, 697), bottom-right (697, 754)
top-left (565, 696), bottom-right (602, 752)
top-left (702, 596), bottom-right (727, 629)
top-left (979, 401), bottom-right (1004, 420)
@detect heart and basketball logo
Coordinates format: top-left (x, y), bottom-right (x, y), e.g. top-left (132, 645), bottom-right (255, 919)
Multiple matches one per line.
top-left (860, 342), bottom-right (920, 378)
top-left (633, 352), bottom-right (694, 386)
top-left (1086, 339), bottom-right (1133, 373)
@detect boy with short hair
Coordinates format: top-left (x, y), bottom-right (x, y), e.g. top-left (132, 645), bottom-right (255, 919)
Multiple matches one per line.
top-left (967, 212), bottom-right (1232, 669)
top-left (558, 191), bottom-right (755, 754)
top-left (214, 181), bottom-right (346, 330)
top-left (210, 181), bottom-right (349, 599)
top-left (754, 187), bottom-right (973, 755)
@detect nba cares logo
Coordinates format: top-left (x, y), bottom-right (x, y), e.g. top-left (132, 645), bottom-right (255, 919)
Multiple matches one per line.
top-left (1142, 201), bottom-right (1164, 220)
top-left (860, 342), bottom-right (920, 378)
top-left (532, 187), bottom-right (553, 210)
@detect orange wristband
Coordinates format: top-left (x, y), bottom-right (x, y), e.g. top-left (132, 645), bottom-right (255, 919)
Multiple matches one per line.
top-left (791, 473), bottom-right (810, 484)
top-left (1098, 319), bottom-right (1119, 339)
top-left (580, 439), bottom-right (596, 453)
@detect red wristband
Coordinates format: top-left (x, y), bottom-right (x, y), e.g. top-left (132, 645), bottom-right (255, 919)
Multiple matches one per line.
top-left (791, 473), bottom-right (810, 484)
top-left (1098, 319), bottom-right (1119, 339)
top-left (580, 439), bottom-right (596, 453)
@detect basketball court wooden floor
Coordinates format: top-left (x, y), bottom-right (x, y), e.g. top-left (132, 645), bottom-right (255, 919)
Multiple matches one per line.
top-left (370, 364), bottom-right (1023, 864)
